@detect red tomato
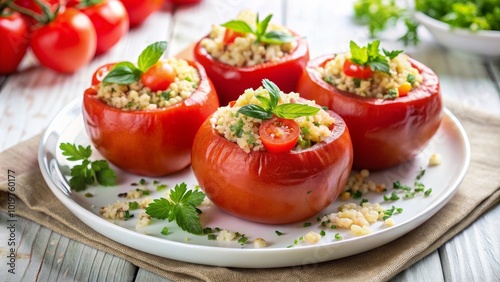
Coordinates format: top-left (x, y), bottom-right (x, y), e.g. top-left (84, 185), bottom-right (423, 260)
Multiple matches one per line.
top-left (91, 63), bottom-right (115, 85)
top-left (194, 32), bottom-right (309, 106)
top-left (13, 0), bottom-right (60, 28)
top-left (141, 61), bottom-right (176, 91)
top-left (343, 59), bottom-right (373, 79)
top-left (166, 0), bottom-right (202, 5)
top-left (259, 117), bottom-right (300, 153)
top-left (69, 0), bottom-right (129, 55)
top-left (191, 110), bottom-right (353, 224)
top-left (222, 29), bottom-right (243, 45)
top-left (297, 54), bottom-right (443, 171)
top-left (30, 7), bottom-right (96, 73)
top-left (119, 0), bottom-right (163, 28)
top-left (0, 10), bottom-right (29, 74)
top-left (83, 60), bottom-right (220, 176)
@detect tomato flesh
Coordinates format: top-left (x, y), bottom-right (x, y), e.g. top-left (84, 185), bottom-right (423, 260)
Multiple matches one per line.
top-left (259, 117), bottom-right (300, 153)
top-left (343, 59), bottom-right (373, 79)
top-left (141, 61), bottom-right (177, 92)
top-left (223, 29), bottom-right (243, 45)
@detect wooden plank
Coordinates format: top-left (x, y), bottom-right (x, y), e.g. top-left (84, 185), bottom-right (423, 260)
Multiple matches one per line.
top-left (391, 251), bottom-right (445, 281)
top-left (439, 205), bottom-right (500, 281)
top-left (135, 269), bottom-right (174, 282)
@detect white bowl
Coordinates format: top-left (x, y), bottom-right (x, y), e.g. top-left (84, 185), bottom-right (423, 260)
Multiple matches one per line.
top-left (414, 11), bottom-right (500, 58)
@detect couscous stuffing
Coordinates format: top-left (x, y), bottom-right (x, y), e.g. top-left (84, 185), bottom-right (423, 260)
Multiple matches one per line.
top-left (322, 202), bottom-right (386, 235)
top-left (210, 84), bottom-right (335, 153)
top-left (317, 41), bottom-right (423, 99)
top-left (97, 58), bottom-right (200, 110)
top-left (200, 10), bottom-right (297, 67)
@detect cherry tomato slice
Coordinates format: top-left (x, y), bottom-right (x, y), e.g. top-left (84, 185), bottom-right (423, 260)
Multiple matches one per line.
top-left (343, 59), bottom-right (373, 79)
top-left (259, 117), bottom-right (300, 153)
top-left (223, 29), bottom-right (243, 45)
top-left (141, 61), bottom-right (176, 92)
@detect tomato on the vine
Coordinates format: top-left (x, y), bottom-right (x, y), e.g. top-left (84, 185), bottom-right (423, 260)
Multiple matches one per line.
top-left (141, 61), bottom-right (176, 91)
top-left (119, 0), bottom-right (163, 28)
top-left (259, 117), bottom-right (300, 153)
top-left (0, 9), bottom-right (29, 74)
top-left (13, 0), bottom-right (59, 28)
top-left (343, 59), bottom-right (373, 79)
top-left (68, 0), bottom-right (129, 55)
top-left (30, 7), bottom-right (97, 73)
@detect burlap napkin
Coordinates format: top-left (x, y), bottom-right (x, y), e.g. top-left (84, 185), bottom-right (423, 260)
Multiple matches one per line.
top-left (1, 99), bottom-right (499, 282)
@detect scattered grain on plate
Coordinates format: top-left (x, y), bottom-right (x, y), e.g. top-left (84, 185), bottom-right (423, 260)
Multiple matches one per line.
top-left (139, 197), bottom-right (153, 209)
top-left (304, 231), bottom-right (322, 244)
top-left (135, 212), bottom-right (152, 229)
top-left (429, 153), bottom-right (442, 166)
top-left (321, 202), bottom-right (386, 236)
top-left (100, 200), bottom-right (130, 220)
top-left (125, 189), bottom-right (143, 199)
top-left (217, 229), bottom-right (237, 241)
top-left (342, 169), bottom-right (386, 200)
top-left (253, 238), bottom-right (267, 248)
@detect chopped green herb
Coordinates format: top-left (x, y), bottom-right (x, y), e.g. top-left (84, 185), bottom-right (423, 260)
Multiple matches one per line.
top-left (221, 13), bottom-right (295, 44)
top-left (237, 235), bottom-right (248, 245)
top-left (407, 73), bottom-right (416, 84)
top-left (139, 178), bottom-right (146, 185)
top-left (320, 230), bottom-right (326, 237)
top-left (275, 230), bottom-right (284, 236)
top-left (360, 198), bottom-right (369, 206)
top-left (208, 234), bottom-right (217, 240)
top-left (59, 143), bottom-right (117, 191)
top-left (404, 192), bottom-right (415, 199)
top-left (383, 192), bottom-right (400, 201)
top-left (352, 190), bottom-right (363, 199)
top-left (156, 184), bottom-right (168, 191)
top-left (303, 222), bottom-right (312, 227)
top-left (416, 167), bottom-right (426, 180)
top-left (425, 188), bottom-right (433, 196)
top-left (334, 233), bottom-right (342, 240)
top-left (230, 118), bottom-right (245, 138)
top-left (383, 205), bottom-right (402, 220)
top-left (353, 78), bottom-right (361, 88)
top-left (414, 181), bottom-right (425, 192)
top-left (383, 88), bottom-right (399, 100)
top-left (324, 76), bottom-right (333, 85)
top-left (393, 181), bottom-right (411, 191)
top-left (129, 201), bottom-right (139, 210)
top-left (203, 227), bottom-right (213, 234)
top-left (161, 227), bottom-right (169, 235)
top-left (330, 225), bottom-right (337, 229)
top-left (124, 210), bottom-right (133, 221)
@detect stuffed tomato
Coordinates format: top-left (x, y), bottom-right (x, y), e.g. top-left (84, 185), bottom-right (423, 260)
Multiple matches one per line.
top-left (83, 41), bottom-right (219, 176)
top-left (191, 79), bottom-right (353, 224)
top-left (193, 10), bottom-right (309, 106)
top-left (297, 40), bottom-right (443, 171)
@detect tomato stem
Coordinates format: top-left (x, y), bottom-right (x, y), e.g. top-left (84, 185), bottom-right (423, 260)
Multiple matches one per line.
top-left (8, 0), bottom-right (59, 25)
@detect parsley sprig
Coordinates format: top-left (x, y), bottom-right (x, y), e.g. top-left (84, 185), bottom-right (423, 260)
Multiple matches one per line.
top-left (237, 79), bottom-right (320, 120)
top-left (59, 143), bottom-right (117, 191)
top-left (349, 40), bottom-right (402, 75)
top-left (103, 41), bottom-right (167, 85)
top-left (221, 13), bottom-right (295, 44)
top-left (145, 182), bottom-right (206, 235)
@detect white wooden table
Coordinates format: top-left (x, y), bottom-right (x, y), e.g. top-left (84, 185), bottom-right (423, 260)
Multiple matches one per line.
top-left (1, 0), bottom-right (499, 281)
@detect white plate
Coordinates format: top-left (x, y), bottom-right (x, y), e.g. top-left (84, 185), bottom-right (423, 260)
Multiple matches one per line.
top-left (414, 11), bottom-right (500, 58)
top-left (38, 98), bottom-right (470, 268)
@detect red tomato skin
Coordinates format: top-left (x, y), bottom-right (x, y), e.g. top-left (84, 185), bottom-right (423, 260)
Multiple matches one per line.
top-left (167, 0), bottom-right (201, 5)
top-left (76, 0), bottom-right (129, 55)
top-left (0, 11), bottom-right (29, 74)
top-left (83, 60), bottom-right (220, 176)
top-left (193, 32), bottom-right (309, 106)
top-left (141, 61), bottom-right (176, 91)
top-left (297, 54), bottom-right (443, 171)
top-left (191, 111), bottom-right (353, 224)
top-left (30, 8), bottom-right (97, 73)
top-left (119, 0), bottom-right (163, 28)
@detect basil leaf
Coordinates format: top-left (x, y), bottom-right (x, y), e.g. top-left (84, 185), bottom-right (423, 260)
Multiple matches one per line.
top-left (237, 104), bottom-right (273, 120)
top-left (349, 40), bottom-right (367, 65)
top-left (255, 95), bottom-right (272, 111)
top-left (383, 49), bottom-right (403, 59)
top-left (256, 14), bottom-right (273, 40)
top-left (137, 41), bottom-right (167, 72)
top-left (261, 31), bottom-right (295, 44)
top-left (262, 79), bottom-right (280, 109)
top-left (274, 104), bottom-right (320, 119)
top-left (103, 62), bottom-right (142, 84)
top-left (221, 20), bottom-right (254, 34)
top-left (367, 57), bottom-right (390, 74)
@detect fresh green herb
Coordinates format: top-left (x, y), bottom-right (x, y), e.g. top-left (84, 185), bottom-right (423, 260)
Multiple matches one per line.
top-left (320, 230), bottom-right (326, 237)
top-left (103, 41), bottom-right (167, 84)
top-left (145, 182), bottom-right (206, 234)
top-left (297, 136), bottom-right (312, 149)
top-left (425, 188), bottom-right (433, 196)
top-left (139, 178), bottom-right (146, 185)
top-left (208, 234), bottom-right (217, 240)
top-left (303, 222), bottom-right (312, 227)
top-left (230, 118), bottom-right (245, 138)
top-left (353, 78), bottom-right (361, 88)
top-left (237, 79), bottom-right (320, 120)
top-left (383, 205), bottom-right (402, 220)
top-left (237, 235), bottom-right (248, 245)
top-left (203, 227), bottom-right (213, 234)
top-left (404, 192), bottom-right (415, 199)
top-left (414, 181), bottom-right (426, 192)
top-left (59, 143), bottom-right (117, 191)
top-left (360, 198), bottom-right (369, 206)
top-left (221, 13), bottom-right (295, 44)
top-left (349, 40), bottom-right (402, 76)
top-left (124, 210), bottom-right (133, 221)
top-left (393, 181), bottom-right (411, 191)
top-left (129, 201), bottom-right (139, 210)
top-left (416, 167), bottom-right (426, 180)
top-left (275, 230), bottom-right (284, 236)
top-left (352, 190), bottom-right (363, 199)
top-left (161, 227), bottom-right (169, 236)
top-left (383, 192), bottom-right (400, 201)
top-left (330, 225), bottom-right (337, 229)
top-left (407, 73), bottom-right (416, 84)
top-left (156, 184), bottom-right (168, 191)
top-left (334, 233), bottom-right (342, 240)
top-left (383, 88), bottom-right (399, 100)
top-left (324, 76), bottom-right (333, 85)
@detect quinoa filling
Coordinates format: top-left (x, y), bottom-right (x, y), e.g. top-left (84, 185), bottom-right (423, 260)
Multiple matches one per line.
top-left (97, 58), bottom-right (200, 111)
top-left (200, 10), bottom-right (297, 67)
top-left (210, 86), bottom-right (335, 153)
